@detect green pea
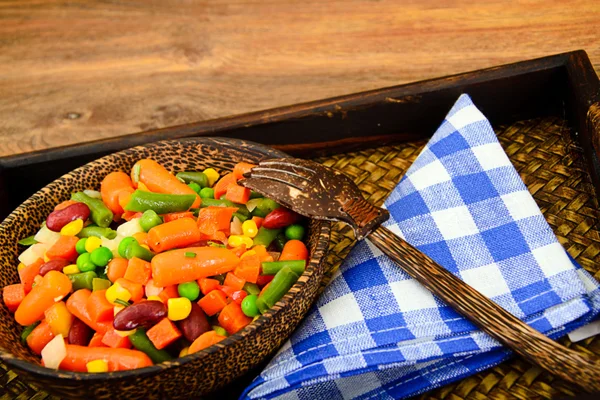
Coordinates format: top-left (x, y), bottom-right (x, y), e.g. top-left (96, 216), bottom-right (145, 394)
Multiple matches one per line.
top-left (285, 224), bottom-right (305, 241)
top-left (188, 182), bottom-right (201, 193)
top-left (118, 237), bottom-right (137, 258)
top-left (178, 281), bottom-right (200, 301)
top-left (90, 246), bottom-right (113, 267)
top-left (199, 187), bottom-right (214, 199)
top-left (140, 210), bottom-right (163, 232)
top-left (241, 294), bottom-right (260, 317)
top-left (76, 253), bottom-right (96, 272)
top-left (75, 238), bottom-right (88, 254)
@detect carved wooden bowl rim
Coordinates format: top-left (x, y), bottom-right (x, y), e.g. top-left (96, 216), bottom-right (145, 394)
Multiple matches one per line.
top-left (0, 137), bottom-right (331, 382)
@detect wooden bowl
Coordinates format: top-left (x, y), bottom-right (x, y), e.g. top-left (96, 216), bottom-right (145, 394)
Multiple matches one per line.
top-left (0, 137), bottom-right (330, 399)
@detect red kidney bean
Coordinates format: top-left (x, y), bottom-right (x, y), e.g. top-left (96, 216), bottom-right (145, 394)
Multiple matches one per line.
top-left (113, 300), bottom-right (167, 331)
top-left (262, 207), bottom-right (302, 229)
top-left (46, 202), bottom-right (90, 232)
top-left (39, 259), bottom-right (70, 276)
top-left (177, 302), bottom-right (211, 342)
top-left (68, 317), bottom-right (93, 346)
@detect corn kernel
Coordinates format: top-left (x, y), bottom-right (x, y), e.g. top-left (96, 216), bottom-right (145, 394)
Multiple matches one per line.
top-left (242, 220), bottom-right (258, 238)
top-left (167, 297), bottom-right (192, 321)
top-left (240, 236), bottom-right (253, 248)
top-left (228, 235), bottom-right (253, 248)
top-left (203, 168), bottom-right (220, 187)
top-left (113, 305), bottom-right (125, 316)
top-left (137, 182), bottom-right (150, 192)
top-left (17, 263), bottom-right (26, 271)
top-left (60, 219), bottom-right (84, 236)
top-left (44, 253), bottom-right (50, 263)
top-left (62, 264), bottom-right (80, 275)
top-left (179, 347), bottom-right (189, 357)
top-left (86, 359), bottom-right (108, 373)
top-left (240, 250), bottom-right (257, 260)
top-left (85, 236), bottom-right (102, 253)
top-left (105, 282), bottom-right (132, 305)
top-left (147, 295), bottom-right (163, 302)
top-left (140, 244), bottom-right (150, 251)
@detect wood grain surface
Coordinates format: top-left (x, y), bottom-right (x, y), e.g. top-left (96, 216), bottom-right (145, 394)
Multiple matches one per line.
top-left (0, 0), bottom-right (598, 157)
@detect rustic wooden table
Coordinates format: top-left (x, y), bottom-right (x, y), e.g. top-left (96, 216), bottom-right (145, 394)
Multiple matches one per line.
top-left (0, 0), bottom-right (598, 157)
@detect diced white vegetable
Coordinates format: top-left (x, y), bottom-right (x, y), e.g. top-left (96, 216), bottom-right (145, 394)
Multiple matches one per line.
top-left (245, 199), bottom-right (261, 212)
top-left (101, 236), bottom-right (120, 258)
top-left (83, 190), bottom-right (102, 199)
top-left (230, 216), bottom-right (243, 236)
top-left (116, 218), bottom-right (144, 237)
top-left (18, 243), bottom-right (49, 266)
top-left (41, 334), bottom-right (66, 370)
top-left (145, 279), bottom-right (163, 297)
top-left (34, 225), bottom-right (61, 247)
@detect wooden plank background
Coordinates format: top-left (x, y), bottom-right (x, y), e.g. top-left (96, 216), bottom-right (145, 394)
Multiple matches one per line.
top-left (0, 0), bottom-right (598, 157)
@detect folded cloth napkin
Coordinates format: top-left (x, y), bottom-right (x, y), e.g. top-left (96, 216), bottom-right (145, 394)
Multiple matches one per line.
top-left (242, 94), bottom-right (600, 400)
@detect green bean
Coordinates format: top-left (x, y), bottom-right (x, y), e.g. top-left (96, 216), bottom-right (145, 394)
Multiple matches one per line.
top-left (256, 266), bottom-right (300, 314)
top-left (92, 278), bottom-right (112, 291)
top-left (20, 322), bottom-right (40, 345)
top-left (129, 329), bottom-right (173, 363)
top-left (140, 210), bottom-right (163, 232)
top-left (249, 191), bottom-right (263, 199)
top-left (274, 232), bottom-right (287, 251)
top-left (242, 282), bottom-right (260, 296)
top-left (18, 235), bottom-right (37, 246)
top-left (253, 227), bottom-right (282, 247)
top-left (261, 260), bottom-right (306, 276)
top-left (232, 212), bottom-right (248, 222)
top-left (77, 225), bottom-right (117, 239)
top-left (176, 171), bottom-right (209, 188)
top-left (124, 190), bottom-right (196, 214)
top-left (200, 198), bottom-right (250, 217)
top-left (251, 198), bottom-right (280, 218)
top-left (68, 271), bottom-right (98, 291)
top-left (71, 192), bottom-right (113, 228)
top-left (124, 240), bottom-right (154, 261)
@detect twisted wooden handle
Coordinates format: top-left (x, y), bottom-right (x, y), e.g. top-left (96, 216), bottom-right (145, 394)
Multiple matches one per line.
top-left (369, 225), bottom-right (600, 392)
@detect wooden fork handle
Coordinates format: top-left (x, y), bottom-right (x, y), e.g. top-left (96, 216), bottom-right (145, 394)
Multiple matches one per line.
top-left (368, 225), bottom-right (600, 392)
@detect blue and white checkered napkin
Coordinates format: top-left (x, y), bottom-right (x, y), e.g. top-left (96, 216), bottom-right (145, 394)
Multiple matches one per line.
top-left (242, 94), bottom-right (600, 400)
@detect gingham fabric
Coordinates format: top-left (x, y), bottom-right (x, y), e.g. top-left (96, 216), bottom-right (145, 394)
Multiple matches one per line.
top-left (242, 94), bottom-right (600, 400)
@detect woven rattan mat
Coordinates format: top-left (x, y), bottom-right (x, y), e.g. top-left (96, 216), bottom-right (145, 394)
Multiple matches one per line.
top-left (2, 116), bottom-right (600, 399)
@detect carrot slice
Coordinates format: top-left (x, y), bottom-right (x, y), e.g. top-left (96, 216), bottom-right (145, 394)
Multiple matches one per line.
top-left (88, 331), bottom-right (107, 347)
top-left (223, 272), bottom-right (245, 291)
top-left (232, 162), bottom-right (256, 180)
top-left (147, 218), bottom-right (201, 253)
top-left (213, 173), bottom-right (237, 200)
top-left (115, 278), bottom-right (144, 302)
top-left (146, 318), bottom-right (181, 350)
top-left (162, 211), bottom-right (194, 222)
top-left (132, 159), bottom-right (200, 208)
top-left (279, 240), bottom-right (309, 261)
top-left (252, 216), bottom-right (264, 229)
top-left (188, 331), bottom-right (226, 354)
top-left (46, 235), bottom-right (79, 262)
top-left (132, 232), bottom-right (149, 247)
top-left (218, 302), bottom-right (252, 335)
top-left (151, 246), bottom-right (239, 287)
top-left (158, 284), bottom-right (179, 304)
top-left (19, 258), bottom-right (44, 294)
top-left (198, 278), bottom-right (220, 295)
top-left (198, 290), bottom-right (228, 316)
top-left (3, 283), bottom-right (25, 312)
top-left (107, 258), bottom-right (129, 283)
top-left (196, 206), bottom-right (237, 241)
top-left (86, 289), bottom-right (114, 322)
top-left (59, 345), bottom-right (152, 372)
top-left (225, 183), bottom-right (251, 204)
top-left (233, 253), bottom-right (261, 284)
top-left (26, 320), bottom-right (55, 355)
top-left (54, 200), bottom-right (78, 211)
top-left (123, 257), bottom-right (152, 286)
top-left (101, 329), bottom-right (132, 349)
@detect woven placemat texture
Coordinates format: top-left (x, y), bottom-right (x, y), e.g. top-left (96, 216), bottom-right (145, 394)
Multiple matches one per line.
top-left (1, 116), bottom-right (599, 399)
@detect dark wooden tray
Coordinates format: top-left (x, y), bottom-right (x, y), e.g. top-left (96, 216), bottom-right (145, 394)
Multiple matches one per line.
top-left (0, 50), bottom-right (599, 399)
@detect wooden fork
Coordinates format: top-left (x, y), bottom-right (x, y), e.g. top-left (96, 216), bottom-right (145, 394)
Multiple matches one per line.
top-left (240, 158), bottom-right (600, 392)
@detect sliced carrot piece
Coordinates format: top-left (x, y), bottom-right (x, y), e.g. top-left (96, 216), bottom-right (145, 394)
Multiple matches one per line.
top-left (86, 289), bottom-right (114, 322)
top-left (3, 283), bottom-right (25, 312)
top-left (218, 302), bottom-right (252, 335)
top-left (66, 289), bottom-right (112, 334)
top-left (232, 162), bottom-right (256, 180)
top-left (198, 290), bottom-right (228, 316)
top-left (46, 235), bottom-right (79, 262)
top-left (107, 258), bottom-right (129, 283)
top-left (279, 239), bottom-right (309, 261)
top-left (101, 329), bottom-right (132, 349)
top-left (26, 319), bottom-right (55, 355)
top-left (123, 257), bottom-right (152, 286)
top-left (224, 272), bottom-right (245, 291)
top-left (198, 278), bottom-right (220, 295)
top-left (188, 330), bottom-right (226, 354)
top-left (59, 345), bottom-right (152, 372)
top-left (115, 278), bottom-right (144, 302)
top-left (88, 331), bottom-right (107, 347)
top-left (162, 211), bottom-right (194, 222)
top-left (54, 200), bottom-right (78, 211)
top-left (147, 218), bottom-right (201, 253)
top-left (146, 318), bottom-right (182, 350)
top-left (101, 172), bottom-right (135, 216)
top-left (158, 284), bottom-right (179, 304)
top-left (225, 183), bottom-right (251, 204)
top-left (15, 271), bottom-right (72, 326)
top-left (252, 216), bottom-right (264, 229)
top-left (19, 258), bottom-right (44, 294)
top-left (213, 173), bottom-right (237, 200)
top-left (233, 253), bottom-right (261, 284)
top-left (132, 232), bottom-right (149, 247)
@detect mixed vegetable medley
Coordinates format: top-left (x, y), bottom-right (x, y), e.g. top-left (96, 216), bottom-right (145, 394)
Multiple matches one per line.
top-left (2, 160), bottom-right (309, 372)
